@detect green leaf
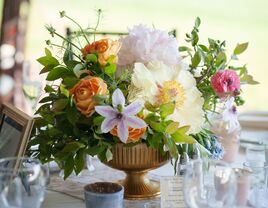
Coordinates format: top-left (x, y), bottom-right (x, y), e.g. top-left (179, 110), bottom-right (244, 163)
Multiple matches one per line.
top-left (52, 99), bottom-right (69, 111)
top-left (66, 105), bottom-right (79, 125)
top-left (240, 74), bottom-right (259, 85)
top-left (144, 102), bottom-right (158, 112)
top-left (93, 116), bottom-right (105, 126)
top-left (163, 135), bottom-right (178, 158)
top-left (74, 149), bottom-right (85, 175)
top-left (44, 85), bottom-right (56, 93)
top-left (60, 84), bottom-right (70, 97)
top-left (215, 51), bottom-right (227, 66)
top-left (37, 56), bottom-right (59, 67)
top-left (66, 60), bottom-right (81, 70)
top-left (191, 52), bottom-right (201, 68)
top-left (64, 156), bottom-right (74, 180)
top-left (63, 49), bottom-right (73, 65)
top-left (48, 127), bottom-right (62, 137)
top-left (147, 133), bottom-right (163, 148)
top-left (63, 76), bottom-right (79, 88)
top-left (92, 95), bottom-right (109, 103)
top-left (172, 132), bottom-right (196, 144)
top-left (149, 121), bottom-right (166, 132)
top-left (176, 125), bottom-right (190, 134)
top-left (178, 46), bottom-right (192, 52)
top-left (165, 122), bottom-right (180, 134)
top-left (234, 42), bottom-right (248, 55)
top-left (104, 64), bottom-right (116, 76)
top-left (62, 142), bottom-right (85, 153)
top-left (45, 48), bottom-right (52, 57)
top-left (39, 96), bottom-right (54, 103)
top-left (160, 102), bottom-right (175, 119)
top-left (46, 66), bottom-right (69, 81)
top-left (105, 149), bottom-right (113, 161)
top-left (86, 146), bottom-right (105, 156)
top-left (208, 38), bottom-right (216, 47)
top-left (40, 65), bottom-right (55, 74)
top-left (198, 44), bottom-right (209, 52)
top-left (195, 17), bottom-right (201, 28)
top-left (191, 30), bottom-right (199, 46)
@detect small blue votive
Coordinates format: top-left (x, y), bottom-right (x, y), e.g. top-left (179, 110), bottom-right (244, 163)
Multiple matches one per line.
top-left (84, 182), bottom-right (124, 208)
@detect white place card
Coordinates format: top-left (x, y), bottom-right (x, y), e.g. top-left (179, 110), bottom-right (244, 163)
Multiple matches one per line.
top-left (160, 176), bottom-right (185, 208)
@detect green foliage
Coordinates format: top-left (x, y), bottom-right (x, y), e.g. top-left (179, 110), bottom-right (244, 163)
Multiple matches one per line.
top-left (180, 17), bottom-right (257, 114)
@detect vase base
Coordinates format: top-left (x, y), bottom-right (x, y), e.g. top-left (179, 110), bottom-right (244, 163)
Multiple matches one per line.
top-left (118, 179), bottom-right (161, 200)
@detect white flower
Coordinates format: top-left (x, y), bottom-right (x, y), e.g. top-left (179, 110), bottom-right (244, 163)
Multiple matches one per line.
top-left (117, 24), bottom-right (181, 68)
top-left (221, 97), bottom-right (240, 132)
top-left (128, 61), bottom-right (204, 134)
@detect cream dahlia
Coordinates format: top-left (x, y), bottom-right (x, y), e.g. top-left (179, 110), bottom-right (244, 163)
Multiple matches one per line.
top-left (128, 61), bottom-right (204, 134)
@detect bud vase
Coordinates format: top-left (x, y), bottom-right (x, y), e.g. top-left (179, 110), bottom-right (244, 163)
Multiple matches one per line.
top-left (210, 108), bottom-right (241, 163)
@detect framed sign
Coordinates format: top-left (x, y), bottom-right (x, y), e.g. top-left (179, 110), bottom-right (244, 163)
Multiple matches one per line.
top-left (0, 103), bottom-right (34, 158)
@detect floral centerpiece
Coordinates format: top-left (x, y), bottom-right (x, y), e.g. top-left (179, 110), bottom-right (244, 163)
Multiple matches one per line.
top-left (28, 11), bottom-right (257, 183)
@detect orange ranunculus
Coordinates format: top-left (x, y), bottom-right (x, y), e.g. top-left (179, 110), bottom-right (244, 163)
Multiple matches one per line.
top-left (81, 38), bottom-right (121, 66)
top-left (110, 126), bottom-right (146, 143)
top-left (69, 76), bottom-right (108, 117)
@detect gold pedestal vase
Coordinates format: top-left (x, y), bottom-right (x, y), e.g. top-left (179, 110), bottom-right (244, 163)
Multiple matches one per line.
top-left (103, 143), bottom-right (169, 199)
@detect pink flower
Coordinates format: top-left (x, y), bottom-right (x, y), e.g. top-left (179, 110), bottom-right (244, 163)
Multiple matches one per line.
top-left (211, 70), bottom-right (240, 97)
top-left (117, 24), bottom-right (181, 67)
top-left (95, 89), bottom-right (147, 143)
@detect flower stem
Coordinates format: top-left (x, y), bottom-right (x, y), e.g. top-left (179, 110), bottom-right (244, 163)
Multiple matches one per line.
top-left (63, 15), bottom-right (90, 44)
top-left (92, 9), bottom-right (102, 41)
top-left (49, 43), bottom-right (84, 62)
top-left (53, 31), bottom-right (81, 51)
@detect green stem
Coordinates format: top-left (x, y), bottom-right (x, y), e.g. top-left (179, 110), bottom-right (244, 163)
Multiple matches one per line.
top-left (92, 10), bottom-right (101, 41)
top-left (50, 43), bottom-right (84, 62)
top-left (54, 31), bottom-right (81, 51)
top-left (63, 15), bottom-right (90, 44)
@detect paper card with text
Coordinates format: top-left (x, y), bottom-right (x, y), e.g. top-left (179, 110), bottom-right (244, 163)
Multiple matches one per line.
top-left (160, 176), bottom-right (186, 208)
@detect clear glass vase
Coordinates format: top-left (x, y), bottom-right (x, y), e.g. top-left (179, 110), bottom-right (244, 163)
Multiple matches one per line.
top-left (210, 99), bottom-right (241, 163)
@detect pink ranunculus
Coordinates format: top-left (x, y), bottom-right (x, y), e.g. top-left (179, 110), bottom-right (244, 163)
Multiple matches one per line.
top-left (211, 69), bottom-right (240, 97)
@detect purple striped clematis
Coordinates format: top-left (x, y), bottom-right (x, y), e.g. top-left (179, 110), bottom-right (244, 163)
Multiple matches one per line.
top-left (95, 88), bottom-right (147, 143)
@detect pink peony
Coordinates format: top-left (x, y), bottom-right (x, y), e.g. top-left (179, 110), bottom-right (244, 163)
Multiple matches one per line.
top-left (117, 24), bottom-right (181, 67)
top-left (211, 69), bottom-right (240, 97)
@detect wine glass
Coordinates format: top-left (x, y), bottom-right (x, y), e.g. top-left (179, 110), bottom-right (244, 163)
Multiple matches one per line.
top-left (183, 159), bottom-right (236, 208)
top-left (0, 157), bottom-right (47, 208)
top-left (244, 162), bottom-right (268, 208)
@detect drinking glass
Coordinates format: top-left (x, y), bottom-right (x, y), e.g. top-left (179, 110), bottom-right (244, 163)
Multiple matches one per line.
top-left (183, 159), bottom-right (236, 208)
top-left (243, 162), bottom-right (268, 208)
top-left (246, 145), bottom-right (266, 165)
top-left (0, 157), bottom-right (47, 208)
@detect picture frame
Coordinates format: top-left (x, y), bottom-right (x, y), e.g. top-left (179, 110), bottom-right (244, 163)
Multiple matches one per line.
top-left (0, 103), bottom-right (34, 158)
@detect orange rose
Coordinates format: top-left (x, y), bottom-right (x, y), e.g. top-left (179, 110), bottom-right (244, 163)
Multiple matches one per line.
top-left (110, 127), bottom-right (146, 143)
top-left (69, 76), bottom-right (108, 117)
top-left (81, 38), bottom-right (121, 66)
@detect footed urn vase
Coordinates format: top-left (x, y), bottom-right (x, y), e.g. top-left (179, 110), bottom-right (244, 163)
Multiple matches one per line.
top-left (103, 143), bottom-right (169, 199)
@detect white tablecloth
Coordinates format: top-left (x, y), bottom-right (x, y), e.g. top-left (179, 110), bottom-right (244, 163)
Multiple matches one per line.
top-left (42, 126), bottom-right (268, 208)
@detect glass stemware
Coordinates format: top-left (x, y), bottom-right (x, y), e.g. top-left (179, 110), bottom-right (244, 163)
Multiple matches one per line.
top-left (0, 157), bottom-right (48, 208)
top-left (244, 162), bottom-right (268, 208)
top-left (183, 159), bottom-right (236, 208)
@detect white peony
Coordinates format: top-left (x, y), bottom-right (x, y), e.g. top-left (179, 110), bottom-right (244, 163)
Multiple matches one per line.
top-left (128, 61), bottom-right (204, 134)
top-left (117, 24), bottom-right (181, 68)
